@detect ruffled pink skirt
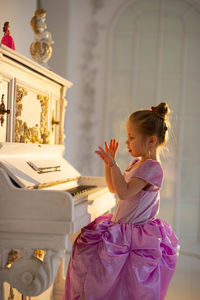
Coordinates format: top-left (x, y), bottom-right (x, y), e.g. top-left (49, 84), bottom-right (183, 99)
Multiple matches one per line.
top-left (63, 215), bottom-right (179, 300)
top-left (1, 35), bottom-right (15, 50)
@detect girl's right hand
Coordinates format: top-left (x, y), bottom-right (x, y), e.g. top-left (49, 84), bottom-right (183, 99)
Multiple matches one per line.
top-left (105, 139), bottom-right (119, 159)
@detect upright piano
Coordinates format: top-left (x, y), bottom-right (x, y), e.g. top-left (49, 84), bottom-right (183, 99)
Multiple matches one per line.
top-left (0, 45), bottom-right (116, 300)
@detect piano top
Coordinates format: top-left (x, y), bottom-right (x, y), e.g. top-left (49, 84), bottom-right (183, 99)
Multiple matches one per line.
top-left (0, 44), bottom-right (72, 88)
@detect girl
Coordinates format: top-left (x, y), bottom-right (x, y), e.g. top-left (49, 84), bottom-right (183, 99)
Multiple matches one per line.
top-left (63, 103), bottom-right (179, 300)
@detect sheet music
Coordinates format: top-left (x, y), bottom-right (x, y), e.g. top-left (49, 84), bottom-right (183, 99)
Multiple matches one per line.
top-left (27, 161), bottom-right (61, 174)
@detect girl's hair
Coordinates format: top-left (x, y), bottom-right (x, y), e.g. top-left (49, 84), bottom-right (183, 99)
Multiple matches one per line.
top-left (128, 102), bottom-right (170, 146)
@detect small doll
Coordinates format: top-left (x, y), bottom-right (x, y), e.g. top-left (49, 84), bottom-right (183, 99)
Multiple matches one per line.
top-left (1, 22), bottom-right (15, 50)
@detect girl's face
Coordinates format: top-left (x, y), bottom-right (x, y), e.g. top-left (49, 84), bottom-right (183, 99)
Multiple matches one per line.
top-left (126, 120), bottom-right (149, 158)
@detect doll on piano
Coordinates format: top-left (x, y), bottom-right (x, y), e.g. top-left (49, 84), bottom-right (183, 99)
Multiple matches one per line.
top-left (1, 22), bottom-right (15, 50)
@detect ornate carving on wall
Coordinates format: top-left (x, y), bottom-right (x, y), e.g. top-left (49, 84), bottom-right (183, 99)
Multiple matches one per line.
top-left (78, 0), bottom-right (106, 175)
top-left (15, 86), bottom-right (50, 144)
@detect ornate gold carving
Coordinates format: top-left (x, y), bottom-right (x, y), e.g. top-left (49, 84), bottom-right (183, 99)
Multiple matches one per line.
top-left (30, 9), bottom-right (54, 64)
top-left (0, 94), bottom-right (10, 126)
top-left (6, 249), bottom-right (18, 269)
top-left (5, 249), bottom-right (46, 269)
top-left (15, 86), bottom-right (50, 144)
top-left (34, 249), bottom-right (46, 262)
top-left (15, 86), bottom-right (28, 143)
top-left (37, 94), bottom-right (50, 144)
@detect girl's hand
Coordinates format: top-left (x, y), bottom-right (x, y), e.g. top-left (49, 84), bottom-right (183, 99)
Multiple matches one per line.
top-left (105, 139), bottom-right (119, 159)
top-left (95, 139), bottom-right (119, 167)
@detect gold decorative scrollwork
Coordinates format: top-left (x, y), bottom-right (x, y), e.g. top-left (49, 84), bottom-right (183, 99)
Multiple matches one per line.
top-left (6, 249), bottom-right (19, 269)
top-left (15, 86), bottom-right (29, 143)
top-left (37, 94), bottom-right (50, 144)
top-left (34, 249), bottom-right (46, 262)
top-left (5, 249), bottom-right (46, 269)
top-left (0, 94), bottom-right (10, 126)
top-left (15, 86), bottom-right (50, 144)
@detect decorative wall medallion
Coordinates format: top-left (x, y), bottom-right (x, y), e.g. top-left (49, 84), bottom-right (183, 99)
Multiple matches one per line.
top-left (15, 86), bottom-right (50, 144)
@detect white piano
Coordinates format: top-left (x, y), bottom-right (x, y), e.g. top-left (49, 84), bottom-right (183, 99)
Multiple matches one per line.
top-left (0, 45), bottom-right (116, 300)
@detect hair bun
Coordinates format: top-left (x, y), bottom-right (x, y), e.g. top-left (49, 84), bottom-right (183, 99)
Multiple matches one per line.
top-left (154, 102), bottom-right (169, 119)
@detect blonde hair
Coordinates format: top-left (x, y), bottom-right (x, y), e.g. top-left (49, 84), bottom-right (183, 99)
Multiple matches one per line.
top-left (128, 102), bottom-right (170, 147)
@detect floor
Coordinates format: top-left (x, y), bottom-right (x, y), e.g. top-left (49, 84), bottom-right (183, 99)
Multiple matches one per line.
top-left (166, 253), bottom-right (200, 300)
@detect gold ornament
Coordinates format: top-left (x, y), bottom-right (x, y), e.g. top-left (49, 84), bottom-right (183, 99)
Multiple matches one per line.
top-left (30, 9), bottom-right (54, 64)
top-left (15, 86), bottom-right (50, 144)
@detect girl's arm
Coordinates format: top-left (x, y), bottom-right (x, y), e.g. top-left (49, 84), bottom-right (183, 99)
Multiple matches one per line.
top-left (104, 164), bottom-right (115, 193)
top-left (110, 162), bottom-right (147, 199)
top-left (95, 146), bottom-right (147, 199)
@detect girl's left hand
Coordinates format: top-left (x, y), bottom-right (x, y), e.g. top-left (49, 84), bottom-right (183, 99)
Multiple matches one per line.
top-left (95, 146), bottom-right (115, 167)
top-left (105, 139), bottom-right (119, 159)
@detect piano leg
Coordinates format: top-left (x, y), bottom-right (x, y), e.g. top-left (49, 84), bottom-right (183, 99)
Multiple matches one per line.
top-left (51, 258), bottom-right (65, 300)
top-left (52, 231), bottom-right (81, 300)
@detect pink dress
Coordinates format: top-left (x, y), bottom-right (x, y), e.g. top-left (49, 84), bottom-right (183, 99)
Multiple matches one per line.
top-left (1, 30), bottom-right (15, 50)
top-left (63, 159), bottom-right (179, 300)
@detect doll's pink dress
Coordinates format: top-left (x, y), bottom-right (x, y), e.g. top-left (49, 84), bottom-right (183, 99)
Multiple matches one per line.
top-left (1, 30), bottom-right (15, 50)
top-left (63, 159), bottom-right (179, 300)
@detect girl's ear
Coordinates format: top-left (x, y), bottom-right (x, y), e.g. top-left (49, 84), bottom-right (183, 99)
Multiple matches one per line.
top-left (148, 135), bottom-right (158, 147)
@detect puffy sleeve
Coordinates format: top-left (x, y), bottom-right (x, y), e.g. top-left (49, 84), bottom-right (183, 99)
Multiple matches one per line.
top-left (130, 160), bottom-right (163, 191)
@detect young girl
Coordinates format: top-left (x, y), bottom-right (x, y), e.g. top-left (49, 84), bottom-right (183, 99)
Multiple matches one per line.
top-left (63, 102), bottom-right (179, 300)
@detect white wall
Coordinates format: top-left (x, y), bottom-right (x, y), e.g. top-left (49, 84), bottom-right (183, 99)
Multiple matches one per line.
top-left (41, 0), bottom-right (69, 78)
top-left (0, 0), bottom-right (36, 59)
top-left (43, 0), bottom-right (131, 176)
